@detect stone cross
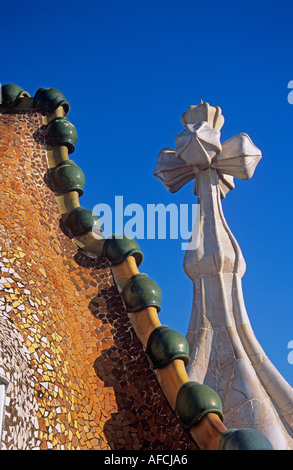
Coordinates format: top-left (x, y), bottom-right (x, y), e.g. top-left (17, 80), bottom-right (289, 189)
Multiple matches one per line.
top-left (154, 101), bottom-right (293, 450)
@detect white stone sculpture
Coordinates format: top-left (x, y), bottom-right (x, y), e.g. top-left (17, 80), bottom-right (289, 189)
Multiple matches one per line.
top-left (154, 101), bottom-right (293, 450)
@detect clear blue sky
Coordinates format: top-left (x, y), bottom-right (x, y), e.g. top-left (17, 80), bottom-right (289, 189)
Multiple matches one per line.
top-left (1, 0), bottom-right (293, 386)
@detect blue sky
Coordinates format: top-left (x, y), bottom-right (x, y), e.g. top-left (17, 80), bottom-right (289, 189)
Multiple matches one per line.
top-left (1, 0), bottom-right (293, 386)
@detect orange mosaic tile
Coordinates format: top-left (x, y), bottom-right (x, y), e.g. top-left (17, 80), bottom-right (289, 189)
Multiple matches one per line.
top-left (0, 107), bottom-right (197, 450)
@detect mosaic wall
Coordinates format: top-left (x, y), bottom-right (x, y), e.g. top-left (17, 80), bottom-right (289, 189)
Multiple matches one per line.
top-left (0, 108), bottom-right (197, 450)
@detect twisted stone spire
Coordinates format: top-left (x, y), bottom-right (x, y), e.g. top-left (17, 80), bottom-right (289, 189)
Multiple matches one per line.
top-left (154, 101), bottom-right (293, 449)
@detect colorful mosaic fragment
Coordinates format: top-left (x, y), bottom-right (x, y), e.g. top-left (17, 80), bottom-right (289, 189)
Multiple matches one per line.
top-left (0, 107), bottom-right (196, 450)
